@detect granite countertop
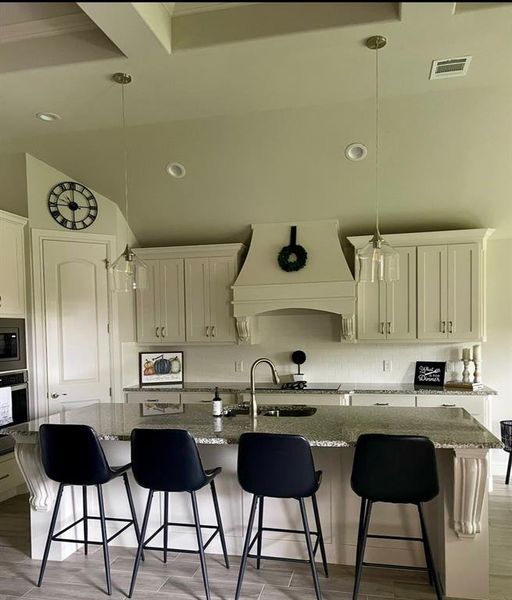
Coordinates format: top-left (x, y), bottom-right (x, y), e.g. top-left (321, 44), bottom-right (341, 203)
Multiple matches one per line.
top-left (123, 382), bottom-right (497, 396)
top-left (4, 403), bottom-right (502, 449)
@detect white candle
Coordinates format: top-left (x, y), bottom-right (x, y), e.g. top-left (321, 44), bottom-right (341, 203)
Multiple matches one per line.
top-left (473, 344), bottom-right (481, 361)
top-left (462, 347), bottom-right (472, 361)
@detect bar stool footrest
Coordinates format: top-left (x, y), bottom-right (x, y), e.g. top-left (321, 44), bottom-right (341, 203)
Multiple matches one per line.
top-left (143, 520), bottom-right (221, 554)
top-left (52, 515), bottom-right (135, 545)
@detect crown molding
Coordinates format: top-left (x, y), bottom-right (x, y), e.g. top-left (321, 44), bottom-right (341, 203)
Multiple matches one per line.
top-left (0, 13), bottom-right (96, 45)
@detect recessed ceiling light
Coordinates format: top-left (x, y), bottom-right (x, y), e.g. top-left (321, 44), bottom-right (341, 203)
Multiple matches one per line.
top-left (166, 162), bottom-right (186, 178)
top-left (345, 143), bottom-right (368, 161)
top-left (36, 112), bottom-right (61, 122)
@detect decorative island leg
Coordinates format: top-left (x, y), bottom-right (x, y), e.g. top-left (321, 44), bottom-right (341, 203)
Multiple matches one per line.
top-left (12, 434), bottom-right (55, 512)
top-left (453, 448), bottom-right (488, 538)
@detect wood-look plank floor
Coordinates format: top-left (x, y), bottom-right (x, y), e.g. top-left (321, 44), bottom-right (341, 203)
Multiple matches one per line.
top-left (0, 477), bottom-right (511, 600)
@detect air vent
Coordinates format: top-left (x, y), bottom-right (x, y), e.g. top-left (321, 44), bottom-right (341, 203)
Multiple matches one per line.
top-left (429, 56), bottom-right (472, 80)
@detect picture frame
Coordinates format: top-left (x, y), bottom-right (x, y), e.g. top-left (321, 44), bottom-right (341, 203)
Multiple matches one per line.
top-left (139, 351), bottom-right (184, 386)
top-left (414, 361), bottom-right (446, 387)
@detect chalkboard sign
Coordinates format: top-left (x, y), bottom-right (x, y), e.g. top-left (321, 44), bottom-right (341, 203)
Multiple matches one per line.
top-left (414, 361), bottom-right (446, 387)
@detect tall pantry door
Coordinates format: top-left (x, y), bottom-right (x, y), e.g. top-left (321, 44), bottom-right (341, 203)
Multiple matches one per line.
top-left (42, 239), bottom-right (111, 410)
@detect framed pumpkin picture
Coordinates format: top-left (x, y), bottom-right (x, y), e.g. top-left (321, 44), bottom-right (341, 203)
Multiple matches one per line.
top-left (139, 352), bottom-right (184, 386)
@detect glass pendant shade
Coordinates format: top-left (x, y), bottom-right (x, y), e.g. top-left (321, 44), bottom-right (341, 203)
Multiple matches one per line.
top-left (110, 245), bottom-right (148, 292)
top-left (358, 230), bottom-right (399, 283)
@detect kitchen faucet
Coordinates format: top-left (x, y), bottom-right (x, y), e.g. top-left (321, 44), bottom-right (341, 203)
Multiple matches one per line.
top-left (249, 358), bottom-right (280, 420)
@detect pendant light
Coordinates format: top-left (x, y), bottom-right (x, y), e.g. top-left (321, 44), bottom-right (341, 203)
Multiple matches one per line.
top-left (357, 36), bottom-right (399, 283)
top-left (110, 73), bottom-right (148, 292)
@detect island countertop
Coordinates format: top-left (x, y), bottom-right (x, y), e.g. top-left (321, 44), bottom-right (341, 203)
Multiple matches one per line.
top-left (4, 403), bottom-right (502, 449)
top-left (123, 382), bottom-right (497, 396)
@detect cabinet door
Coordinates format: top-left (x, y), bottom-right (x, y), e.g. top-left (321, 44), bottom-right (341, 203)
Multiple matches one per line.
top-left (136, 259), bottom-right (161, 343)
top-left (386, 247), bottom-right (416, 340)
top-left (208, 257), bottom-right (236, 342)
top-left (0, 219), bottom-right (25, 317)
top-left (356, 281), bottom-right (386, 340)
top-left (185, 258), bottom-right (211, 342)
top-left (447, 243), bottom-right (481, 340)
top-left (417, 245), bottom-right (448, 340)
top-left (350, 394), bottom-right (416, 407)
top-left (159, 259), bottom-right (185, 342)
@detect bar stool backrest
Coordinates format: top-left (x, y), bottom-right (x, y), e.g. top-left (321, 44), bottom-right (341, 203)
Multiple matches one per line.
top-left (40, 424), bottom-right (112, 485)
top-left (351, 434), bottom-right (439, 504)
top-left (500, 420), bottom-right (512, 452)
top-left (238, 432), bottom-right (318, 498)
top-left (131, 428), bottom-right (208, 492)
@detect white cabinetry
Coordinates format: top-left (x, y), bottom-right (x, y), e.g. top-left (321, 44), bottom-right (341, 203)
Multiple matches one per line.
top-left (135, 245), bottom-right (244, 345)
top-left (0, 211), bottom-right (27, 317)
top-left (356, 246), bottom-right (416, 341)
top-left (350, 394), bottom-right (416, 407)
top-left (349, 229), bottom-right (493, 343)
top-left (418, 243), bottom-right (481, 340)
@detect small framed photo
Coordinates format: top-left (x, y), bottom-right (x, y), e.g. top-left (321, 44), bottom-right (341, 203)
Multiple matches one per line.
top-left (139, 352), bottom-right (184, 386)
top-left (414, 361), bottom-right (446, 387)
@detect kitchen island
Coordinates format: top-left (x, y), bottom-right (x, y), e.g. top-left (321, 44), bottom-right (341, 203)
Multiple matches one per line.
top-left (5, 403), bottom-right (502, 600)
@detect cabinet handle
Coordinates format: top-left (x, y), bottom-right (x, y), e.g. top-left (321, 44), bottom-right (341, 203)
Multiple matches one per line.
top-left (211, 325), bottom-right (216, 338)
top-left (155, 327), bottom-right (160, 338)
top-left (441, 321), bottom-right (446, 334)
top-left (205, 326), bottom-right (210, 337)
top-left (380, 322), bottom-right (385, 334)
top-left (161, 327), bottom-right (166, 338)
top-left (442, 403), bottom-right (456, 407)
top-left (449, 320), bottom-right (453, 334)
top-left (387, 322), bottom-right (391, 335)
top-left (0, 474), bottom-right (9, 482)
top-left (375, 402), bottom-right (389, 406)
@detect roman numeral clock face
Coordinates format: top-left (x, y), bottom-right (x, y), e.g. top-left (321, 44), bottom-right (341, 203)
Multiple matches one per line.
top-left (48, 181), bottom-right (98, 230)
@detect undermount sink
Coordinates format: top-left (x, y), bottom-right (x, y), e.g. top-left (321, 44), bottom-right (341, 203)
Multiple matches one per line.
top-left (223, 405), bottom-right (316, 418)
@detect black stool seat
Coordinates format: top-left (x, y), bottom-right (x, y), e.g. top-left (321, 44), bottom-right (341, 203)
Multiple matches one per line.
top-left (500, 421), bottom-right (512, 484)
top-left (38, 424), bottom-right (143, 596)
top-left (128, 429), bottom-right (229, 600)
top-left (235, 433), bottom-right (328, 600)
top-left (351, 434), bottom-right (444, 600)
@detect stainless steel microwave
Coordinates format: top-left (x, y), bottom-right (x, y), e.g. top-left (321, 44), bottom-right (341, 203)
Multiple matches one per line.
top-left (0, 319), bottom-right (26, 372)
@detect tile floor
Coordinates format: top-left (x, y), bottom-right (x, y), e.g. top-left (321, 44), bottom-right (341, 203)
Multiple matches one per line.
top-left (0, 477), bottom-right (510, 600)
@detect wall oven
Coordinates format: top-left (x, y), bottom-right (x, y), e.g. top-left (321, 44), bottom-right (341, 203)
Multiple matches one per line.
top-left (0, 318), bottom-right (26, 372)
top-left (0, 371), bottom-right (28, 455)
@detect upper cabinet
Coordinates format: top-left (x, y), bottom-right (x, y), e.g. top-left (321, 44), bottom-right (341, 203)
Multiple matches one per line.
top-left (349, 229), bottom-right (493, 343)
top-left (135, 245), bottom-right (244, 345)
top-left (0, 211), bottom-right (27, 318)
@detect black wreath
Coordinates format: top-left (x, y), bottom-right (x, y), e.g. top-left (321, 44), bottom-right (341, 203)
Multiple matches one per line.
top-left (278, 244), bottom-right (308, 272)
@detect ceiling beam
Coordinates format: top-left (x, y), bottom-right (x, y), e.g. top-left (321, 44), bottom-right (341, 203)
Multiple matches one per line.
top-left (77, 2), bottom-right (172, 58)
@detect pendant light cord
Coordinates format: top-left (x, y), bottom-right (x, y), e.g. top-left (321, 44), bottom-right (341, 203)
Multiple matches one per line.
top-left (121, 82), bottom-right (129, 224)
top-left (375, 43), bottom-right (380, 235)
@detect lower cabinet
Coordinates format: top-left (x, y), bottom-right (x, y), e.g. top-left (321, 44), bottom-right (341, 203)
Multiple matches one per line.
top-left (416, 395), bottom-right (487, 427)
top-left (0, 453), bottom-right (25, 501)
top-left (238, 393), bottom-right (344, 406)
top-left (350, 394), bottom-right (416, 407)
top-left (126, 392), bottom-right (181, 404)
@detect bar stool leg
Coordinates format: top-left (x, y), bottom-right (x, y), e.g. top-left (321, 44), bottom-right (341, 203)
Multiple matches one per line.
top-left (256, 496), bottom-right (264, 570)
top-left (353, 499), bottom-right (372, 600)
top-left (97, 484), bottom-right (112, 596)
top-left (128, 490), bottom-right (154, 599)
top-left (82, 486), bottom-right (88, 556)
top-left (312, 494), bottom-right (328, 577)
top-left (506, 452), bottom-right (512, 485)
top-left (191, 491), bottom-right (211, 600)
top-left (418, 504), bottom-right (443, 600)
top-left (235, 495), bottom-right (258, 600)
top-left (163, 492), bottom-right (169, 563)
top-left (299, 497), bottom-right (322, 600)
top-left (418, 502), bottom-right (434, 586)
top-left (38, 483), bottom-right (64, 587)
top-left (123, 473), bottom-right (144, 562)
top-left (210, 480), bottom-right (229, 569)
top-left (354, 498), bottom-right (366, 570)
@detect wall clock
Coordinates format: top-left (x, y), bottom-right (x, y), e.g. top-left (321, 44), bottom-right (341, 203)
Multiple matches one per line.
top-left (48, 181), bottom-right (98, 230)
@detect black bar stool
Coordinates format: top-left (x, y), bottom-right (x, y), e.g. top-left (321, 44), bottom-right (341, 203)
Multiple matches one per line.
top-left (38, 424), bottom-right (142, 596)
top-left (351, 433), bottom-right (443, 600)
top-left (128, 428), bottom-right (229, 600)
top-left (235, 432), bottom-right (328, 600)
top-left (500, 421), bottom-right (512, 484)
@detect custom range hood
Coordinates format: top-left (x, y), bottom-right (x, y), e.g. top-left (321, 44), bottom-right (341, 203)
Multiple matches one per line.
top-left (232, 220), bottom-right (356, 342)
